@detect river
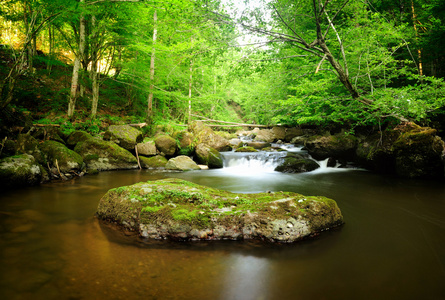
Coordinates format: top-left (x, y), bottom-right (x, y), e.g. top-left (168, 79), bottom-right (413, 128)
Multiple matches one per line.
top-left (1, 153), bottom-right (445, 299)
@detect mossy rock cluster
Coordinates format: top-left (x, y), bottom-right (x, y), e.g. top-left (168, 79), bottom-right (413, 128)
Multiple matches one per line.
top-left (103, 125), bottom-right (143, 151)
top-left (0, 154), bottom-right (42, 188)
top-left (96, 178), bottom-right (344, 243)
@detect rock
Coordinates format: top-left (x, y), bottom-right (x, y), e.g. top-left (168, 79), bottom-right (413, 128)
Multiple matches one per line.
top-left (140, 155), bottom-right (168, 169)
top-left (275, 153), bottom-right (320, 173)
top-left (271, 127), bottom-right (286, 141)
top-left (173, 131), bottom-right (194, 156)
top-left (356, 123), bottom-right (445, 178)
top-left (195, 143), bottom-right (223, 169)
top-left (245, 141), bottom-right (271, 149)
top-left (96, 178), bottom-right (344, 243)
top-left (392, 125), bottom-right (445, 178)
top-left (154, 135), bottom-right (177, 156)
top-left (103, 125), bottom-right (143, 150)
top-left (235, 146), bottom-right (258, 152)
top-left (165, 156), bottom-right (201, 171)
top-left (253, 129), bottom-right (275, 143)
top-left (66, 130), bottom-right (93, 148)
top-left (74, 138), bottom-right (138, 171)
top-left (136, 141), bottom-right (157, 156)
top-left (229, 138), bottom-right (243, 149)
top-left (0, 154), bottom-right (42, 188)
top-left (188, 121), bottom-right (231, 151)
top-left (32, 127), bottom-right (65, 144)
top-left (304, 133), bottom-right (358, 160)
top-left (39, 140), bottom-right (84, 173)
top-left (16, 134), bottom-right (46, 165)
top-left (284, 127), bottom-right (304, 142)
top-left (1, 139), bottom-right (17, 158)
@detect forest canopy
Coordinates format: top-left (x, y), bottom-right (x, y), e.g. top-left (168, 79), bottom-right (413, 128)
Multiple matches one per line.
top-left (1, 0), bottom-right (444, 130)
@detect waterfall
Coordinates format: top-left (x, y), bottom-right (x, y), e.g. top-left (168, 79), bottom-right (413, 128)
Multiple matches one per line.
top-left (221, 151), bottom-right (288, 173)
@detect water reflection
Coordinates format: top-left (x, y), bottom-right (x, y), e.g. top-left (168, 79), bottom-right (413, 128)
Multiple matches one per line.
top-left (221, 255), bottom-right (270, 300)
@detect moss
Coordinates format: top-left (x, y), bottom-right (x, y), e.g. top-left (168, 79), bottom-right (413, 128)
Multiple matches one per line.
top-left (235, 146), bottom-right (258, 152)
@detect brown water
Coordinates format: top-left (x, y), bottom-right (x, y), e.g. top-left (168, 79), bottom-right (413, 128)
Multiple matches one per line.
top-left (1, 168), bottom-right (445, 300)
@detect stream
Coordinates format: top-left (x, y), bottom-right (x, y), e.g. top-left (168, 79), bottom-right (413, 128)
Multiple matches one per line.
top-left (1, 151), bottom-right (445, 300)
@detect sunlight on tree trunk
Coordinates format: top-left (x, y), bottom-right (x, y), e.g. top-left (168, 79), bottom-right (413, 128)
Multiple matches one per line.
top-left (91, 15), bottom-right (99, 118)
top-left (411, 0), bottom-right (423, 76)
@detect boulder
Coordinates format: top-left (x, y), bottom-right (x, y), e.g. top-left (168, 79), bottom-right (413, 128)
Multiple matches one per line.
top-left (66, 130), bottom-right (93, 148)
top-left (253, 129), bottom-right (275, 143)
top-left (136, 141), bottom-right (157, 156)
top-left (140, 155), bottom-right (168, 169)
top-left (271, 127), bottom-right (286, 141)
top-left (74, 138), bottom-right (138, 171)
top-left (275, 153), bottom-right (320, 173)
top-left (195, 143), bottom-right (223, 169)
top-left (245, 141), bottom-right (271, 149)
top-left (304, 133), bottom-right (358, 160)
top-left (154, 135), bottom-right (177, 156)
top-left (0, 154), bottom-right (42, 188)
top-left (96, 178), bottom-right (344, 242)
top-left (165, 156), bottom-right (201, 171)
top-left (32, 126), bottom-right (65, 144)
top-left (103, 125), bottom-right (143, 150)
top-left (356, 123), bottom-right (445, 178)
top-left (284, 127), bottom-right (304, 142)
top-left (1, 138), bottom-right (17, 158)
top-left (16, 133), bottom-right (46, 165)
top-left (39, 140), bottom-right (84, 174)
top-left (235, 146), bottom-right (258, 152)
top-left (174, 131), bottom-right (194, 156)
top-left (188, 121), bottom-right (231, 151)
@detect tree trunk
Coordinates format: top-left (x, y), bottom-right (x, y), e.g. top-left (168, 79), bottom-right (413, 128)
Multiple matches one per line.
top-left (188, 58), bottom-right (193, 123)
top-left (91, 15), bottom-right (99, 118)
top-left (147, 10), bottom-right (157, 120)
top-left (68, 0), bottom-right (86, 119)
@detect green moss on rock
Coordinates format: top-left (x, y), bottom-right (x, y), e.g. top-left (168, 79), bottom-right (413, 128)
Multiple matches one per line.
top-left (96, 178), bottom-right (344, 242)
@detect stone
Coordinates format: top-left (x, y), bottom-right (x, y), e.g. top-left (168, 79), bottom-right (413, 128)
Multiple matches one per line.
top-left (154, 135), bottom-right (177, 156)
top-left (0, 154), bottom-right (42, 188)
top-left (139, 155), bottom-right (168, 169)
top-left (66, 130), bottom-right (93, 148)
top-left (136, 141), bottom-right (157, 156)
top-left (39, 140), bottom-right (84, 173)
top-left (96, 178), bottom-right (344, 243)
top-left (165, 156), bottom-right (201, 171)
top-left (74, 138), bottom-right (138, 171)
top-left (195, 143), bottom-right (223, 168)
top-left (275, 153), bottom-right (320, 173)
top-left (173, 131), bottom-right (194, 156)
top-left (188, 121), bottom-right (231, 151)
top-left (235, 146), bottom-right (258, 152)
top-left (103, 125), bottom-right (143, 150)
top-left (304, 133), bottom-right (358, 160)
top-left (253, 129), bottom-right (275, 143)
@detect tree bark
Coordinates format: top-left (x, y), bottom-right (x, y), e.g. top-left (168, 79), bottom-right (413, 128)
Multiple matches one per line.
top-left (91, 15), bottom-right (99, 118)
top-left (147, 10), bottom-right (157, 120)
top-left (68, 0), bottom-right (86, 119)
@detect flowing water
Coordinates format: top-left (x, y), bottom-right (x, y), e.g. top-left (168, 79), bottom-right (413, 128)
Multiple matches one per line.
top-left (1, 152), bottom-right (445, 300)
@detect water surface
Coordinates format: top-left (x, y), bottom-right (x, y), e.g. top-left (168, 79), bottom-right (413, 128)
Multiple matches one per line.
top-left (1, 167), bottom-right (444, 300)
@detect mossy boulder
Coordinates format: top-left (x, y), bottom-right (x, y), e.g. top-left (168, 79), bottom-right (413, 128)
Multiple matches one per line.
top-left (136, 141), bottom-right (157, 157)
top-left (0, 154), bottom-right (42, 188)
top-left (392, 125), bottom-right (445, 178)
top-left (16, 134), bottom-right (46, 166)
top-left (356, 123), bottom-right (445, 178)
top-left (32, 126), bottom-right (65, 144)
top-left (235, 146), bottom-right (258, 153)
top-left (195, 143), bottom-right (223, 168)
top-left (275, 153), bottom-right (320, 173)
top-left (173, 131), bottom-right (194, 156)
top-left (245, 141), bottom-right (271, 149)
top-left (188, 121), bottom-right (231, 152)
top-left (165, 156), bottom-right (201, 171)
top-left (66, 130), bottom-right (93, 148)
top-left (1, 138), bottom-right (17, 158)
top-left (304, 133), bottom-right (358, 160)
top-left (154, 135), bottom-right (177, 157)
top-left (74, 138), bottom-right (138, 171)
top-left (96, 178), bottom-right (344, 242)
top-left (39, 140), bottom-right (84, 174)
top-left (140, 155), bottom-right (168, 169)
top-left (104, 125), bottom-right (143, 150)
top-left (253, 129), bottom-right (276, 143)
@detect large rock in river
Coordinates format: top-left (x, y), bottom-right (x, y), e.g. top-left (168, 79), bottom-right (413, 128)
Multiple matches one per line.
top-left (104, 125), bottom-right (143, 150)
top-left (74, 138), bottom-right (138, 171)
top-left (188, 121), bottom-right (231, 151)
top-left (166, 156), bottom-right (201, 171)
top-left (195, 143), bottom-right (223, 168)
top-left (0, 154), bottom-right (42, 188)
top-left (154, 135), bottom-right (177, 157)
top-left (275, 153), bottom-right (320, 173)
top-left (304, 133), bottom-right (358, 160)
top-left (39, 140), bottom-right (84, 174)
top-left (96, 178), bottom-right (344, 243)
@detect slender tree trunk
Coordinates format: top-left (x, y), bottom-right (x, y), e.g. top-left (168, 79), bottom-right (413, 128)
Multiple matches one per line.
top-left (147, 10), bottom-right (157, 120)
top-left (91, 15), bottom-right (99, 118)
top-left (68, 0), bottom-right (86, 119)
top-left (188, 59), bottom-right (193, 123)
top-left (411, 0), bottom-right (423, 76)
